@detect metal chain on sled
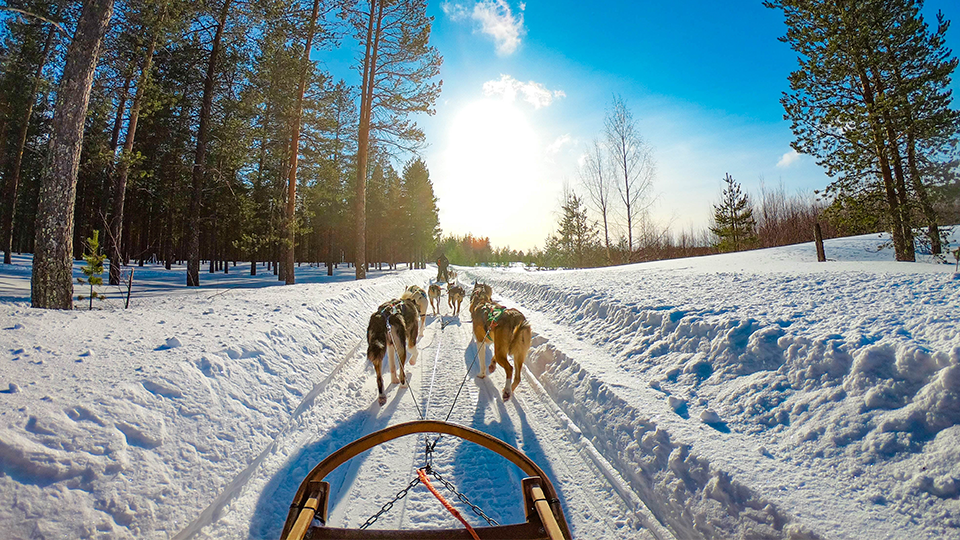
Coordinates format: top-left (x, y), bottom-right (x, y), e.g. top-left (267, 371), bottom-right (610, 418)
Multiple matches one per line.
top-left (359, 475), bottom-right (421, 529)
top-left (428, 467), bottom-right (500, 527)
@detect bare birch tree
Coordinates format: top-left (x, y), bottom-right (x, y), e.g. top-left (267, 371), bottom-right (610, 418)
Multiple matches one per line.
top-left (604, 94), bottom-right (655, 258)
top-left (579, 138), bottom-right (613, 263)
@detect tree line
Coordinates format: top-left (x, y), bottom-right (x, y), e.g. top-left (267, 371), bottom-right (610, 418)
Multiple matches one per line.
top-left (0, 0), bottom-right (442, 309)
top-left (545, 0), bottom-right (958, 268)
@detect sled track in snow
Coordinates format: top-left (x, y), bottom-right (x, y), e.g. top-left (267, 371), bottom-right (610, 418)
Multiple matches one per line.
top-left (175, 287), bottom-right (675, 539)
top-left (320, 299), bottom-right (667, 538)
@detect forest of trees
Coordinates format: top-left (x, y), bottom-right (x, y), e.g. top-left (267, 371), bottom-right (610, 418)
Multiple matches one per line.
top-left (0, 0), bottom-right (442, 308)
top-left (2, 0), bottom-right (957, 304)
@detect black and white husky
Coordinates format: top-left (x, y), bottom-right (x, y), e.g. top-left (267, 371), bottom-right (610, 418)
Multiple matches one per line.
top-left (401, 285), bottom-right (428, 338)
top-left (366, 298), bottom-right (420, 406)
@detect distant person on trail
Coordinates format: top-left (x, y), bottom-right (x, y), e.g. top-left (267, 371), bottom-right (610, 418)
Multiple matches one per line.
top-left (436, 253), bottom-right (449, 283)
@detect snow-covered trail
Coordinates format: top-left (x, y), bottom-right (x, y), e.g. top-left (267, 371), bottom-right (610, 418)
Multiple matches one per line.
top-left (178, 294), bottom-right (664, 539)
top-left (4, 234), bottom-right (956, 540)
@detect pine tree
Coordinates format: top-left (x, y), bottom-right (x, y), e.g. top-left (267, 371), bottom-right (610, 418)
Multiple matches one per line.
top-left (351, 0), bottom-right (442, 279)
top-left (1, 0), bottom-right (62, 266)
top-left (77, 230), bottom-right (106, 310)
top-left (711, 174), bottom-right (757, 253)
top-left (548, 191), bottom-right (599, 268)
top-left (766, 0), bottom-right (959, 261)
top-left (31, 0), bottom-right (114, 309)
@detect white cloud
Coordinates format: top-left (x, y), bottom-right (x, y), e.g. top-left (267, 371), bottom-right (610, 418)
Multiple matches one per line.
top-left (440, 2), bottom-right (469, 19)
top-left (546, 134), bottom-right (572, 155)
top-left (442, 1), bottom-right (525, 56)
top-left (482, 74), bottom-right (564, 109)
top-left (777, 149), bottom-right (801, 168)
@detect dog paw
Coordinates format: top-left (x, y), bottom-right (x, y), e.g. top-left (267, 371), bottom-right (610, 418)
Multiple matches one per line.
top-left (391, 376), bottom-right (400, 384)
top-left (488, 364), bottom-right (497, 373)
top-left (477, 373), bottom-right (486, 379)
top-left (378, 395), bottom-right (387, 406)
top-left (502, 390), bottom-right (511, 401)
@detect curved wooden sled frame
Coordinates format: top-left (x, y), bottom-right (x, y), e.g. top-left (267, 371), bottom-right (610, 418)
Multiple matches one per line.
top-left (280, 420), bottom-right (572, 540)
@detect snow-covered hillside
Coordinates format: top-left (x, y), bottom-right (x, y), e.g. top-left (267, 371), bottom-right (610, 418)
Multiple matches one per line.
top-left (1, 232), bottom-right (958, 540)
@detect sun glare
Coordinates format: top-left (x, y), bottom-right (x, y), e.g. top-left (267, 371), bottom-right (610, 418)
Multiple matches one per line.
top-left (435, 98), bottom-right (547, 249)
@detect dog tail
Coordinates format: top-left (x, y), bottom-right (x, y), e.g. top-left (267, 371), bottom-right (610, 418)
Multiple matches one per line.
top-left (509, 318), bottom-right (531, 392)
top-left (510, 318), bottom-right (532, 361)
top-left (367, 317), bottom-right (386, 363)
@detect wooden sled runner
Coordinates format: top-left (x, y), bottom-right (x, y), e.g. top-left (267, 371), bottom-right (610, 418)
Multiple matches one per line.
top-left (280, 420), bottom-right (572, 540)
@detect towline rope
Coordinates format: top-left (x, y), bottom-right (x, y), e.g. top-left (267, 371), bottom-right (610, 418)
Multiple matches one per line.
top-left (418, 467), bottom-right (481, 540)
top-left (424, 322), bottom-right (492, 469)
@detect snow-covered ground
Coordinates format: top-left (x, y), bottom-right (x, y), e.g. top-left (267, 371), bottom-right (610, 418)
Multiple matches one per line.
top-left (1, 232), bottom-right (958, 540)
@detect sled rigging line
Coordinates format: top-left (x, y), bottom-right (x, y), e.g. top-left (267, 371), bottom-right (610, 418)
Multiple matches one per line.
top-left (418, 467), bottom-right (482, 540)
top-left (369, 306), bottom-right (506, 533)
top-left (423, 323), bottom-right (493, 469)
top-left (280, 420), bottom-right (571, 540)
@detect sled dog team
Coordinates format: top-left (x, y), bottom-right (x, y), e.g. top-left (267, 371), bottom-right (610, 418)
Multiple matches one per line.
top-left (366, 279), bottom-right (530, 406)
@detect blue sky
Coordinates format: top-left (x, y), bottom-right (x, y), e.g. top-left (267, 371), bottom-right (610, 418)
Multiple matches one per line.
top-left (325, 1), bottom-right (960, 251)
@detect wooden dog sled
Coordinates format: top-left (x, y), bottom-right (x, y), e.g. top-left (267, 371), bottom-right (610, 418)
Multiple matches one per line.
top-left (279, 420), bottom-right (572, 540)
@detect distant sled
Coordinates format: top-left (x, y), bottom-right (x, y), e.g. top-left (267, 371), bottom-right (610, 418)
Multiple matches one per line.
top-left (279, 420), bottom-right (572, 540)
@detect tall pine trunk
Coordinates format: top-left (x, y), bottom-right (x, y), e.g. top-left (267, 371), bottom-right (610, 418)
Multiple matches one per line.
top-left (856, 64), bottom-right (914, 262)
top-left (355, 0), bottom-right (383, 280)
top-left (906, 130), bottom-right (941, 254)
top-left (283, 0), bottom-right (322, 285)
top-left (31, 0), bottom-right (114, 309)
top-left (186, 0), bottom-right (232, 286)
top-left (109, 25), bottom-right (160, 285)
top-left (3, 19), bottom-right (57, 265)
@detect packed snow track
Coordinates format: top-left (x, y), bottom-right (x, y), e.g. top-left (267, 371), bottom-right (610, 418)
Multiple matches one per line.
top-left (174, 282), bottom-right (668, 539)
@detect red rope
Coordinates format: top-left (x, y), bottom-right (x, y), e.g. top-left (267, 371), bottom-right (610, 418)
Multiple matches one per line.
top-left (417, 468), bottom-right (481, 540)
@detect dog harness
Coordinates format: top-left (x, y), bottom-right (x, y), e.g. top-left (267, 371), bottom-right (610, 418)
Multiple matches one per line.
top-left (379, 299), bottom-right (403, 318)
top-left (486, 306), bottom-right (506, 328)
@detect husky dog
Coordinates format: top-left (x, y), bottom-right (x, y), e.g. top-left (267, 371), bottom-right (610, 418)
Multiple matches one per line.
top-left (447, 283), bottom-right (465, 316)
top-left (366, 298), bottom-right (420, 406)
top-left (469, 280), bottom-right (493, 313)
top-left (428, 283), bottom-right (442, 316)
top-left (447, 269), bottom-right (458, 284)
top-left (401, 285), bottom-right (428, 338)
top-left (469, 299), bottom-right (531, 402)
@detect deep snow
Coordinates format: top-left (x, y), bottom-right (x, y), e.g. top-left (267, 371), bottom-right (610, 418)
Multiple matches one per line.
top-left (0, 231), bottom-right (958, 540)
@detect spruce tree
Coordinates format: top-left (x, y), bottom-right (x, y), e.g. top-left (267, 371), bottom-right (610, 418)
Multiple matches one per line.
top-left (399, 157), bottom-right (439, 267)
top-left (549, 191), bottom-right (599, 268)
top-left (77, 230), bottom-right (106, 310)
top-left (711, 174), bottom-right (757, 253)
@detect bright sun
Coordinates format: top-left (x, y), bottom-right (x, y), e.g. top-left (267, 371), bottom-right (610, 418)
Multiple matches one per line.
top-left (435, 98), bottom-right (548, 250)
